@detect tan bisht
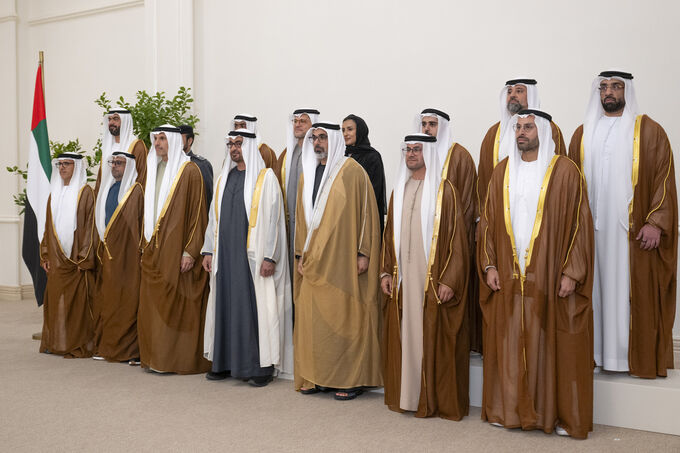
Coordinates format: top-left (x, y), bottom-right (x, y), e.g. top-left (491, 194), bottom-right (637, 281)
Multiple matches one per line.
top-left (479, 145), bottom-right (594, 439)
top-left (138, 125), bottom-right (210, 374)
top-left (40, 177), bottom-right (96, 358)
top-left (93, 182), bottom-right (144, 362)
top-left (259, 143), bottom-right (277, 169)
top-left (569, 114), bottom-right (677, 378)
top-left (94, 109), bottom-right (148, 194)
top-left (293, 123), bottom-right (382, 391)
top-left (381, 134), bottom-right (470, 420)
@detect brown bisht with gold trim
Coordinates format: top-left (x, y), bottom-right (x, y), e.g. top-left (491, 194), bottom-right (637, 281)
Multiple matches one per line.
top-left (381, 179), bottom-right (470, 420)
top-left (93, 182), bottom-right (144, 362)
top-left (138, 162), bottom-right (210, 374)
top-left (39, 185), bottom-right (96, 358)
top-left (478, 155), bottom-right (594, 439)
top-left (568, 114), bottom-right (677, 378)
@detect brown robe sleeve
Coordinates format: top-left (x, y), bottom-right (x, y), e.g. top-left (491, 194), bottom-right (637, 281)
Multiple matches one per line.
top-left (551, 122), bottom-right (567, 156)
top-left (275, 148), bottom-right (287, 185)
top-left (380, 194), bottom-right (395, 278)
top-left (259, 143), bottom-right (277, 169)
top-left (477, 123), bottom-right (499, 222)
top-left (182, 163), bottom-right (208, 259)
top-left (568, 125), bottom-right (584, 170)
top-left (560, 159), bottom-right (593, 286)
top-left (130, 140), bottom-right (148, 187)
top-left (434, 180), bottom-right (469, 306)
top-left (478, 161), bottom-right (504, 274)
top-left (73, 185), bottom-right (96, 269)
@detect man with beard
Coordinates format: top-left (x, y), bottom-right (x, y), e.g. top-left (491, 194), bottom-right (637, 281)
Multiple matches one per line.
top-left (416, 108), bottom-right (479, 353)
top-left (202, 129), bottom-right (293, 386)
top-left (231, 114), bottom-right (278, 169)
top-left (294, 122), bottom-right (382, 400)
top-left (381, 133), bottom-right (470, 420)
top-left (480, 110), bottom-right (594, 438)
top-left (275, 109), bottom-right (319, 288)
top-left (95, 109), bottom-right (147, 193)
top-left (568, 71), bottom-right (677, 378)
top-left (180, 124), bottom-right (213, 215)
top-left (92, 151), bottom-right (144, 364)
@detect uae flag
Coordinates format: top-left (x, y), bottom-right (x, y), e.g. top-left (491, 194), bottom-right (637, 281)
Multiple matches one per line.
top-left (23, 65), bottom-right (51, 306)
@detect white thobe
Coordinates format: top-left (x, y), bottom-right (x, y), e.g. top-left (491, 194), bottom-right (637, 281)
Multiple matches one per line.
top-left (510, 159), bottom-right (541, 274)
top-left (590, 116), bottom-right (631, 371)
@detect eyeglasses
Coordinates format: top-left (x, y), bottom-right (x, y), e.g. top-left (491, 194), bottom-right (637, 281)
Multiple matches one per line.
top-left (227, 141), bottom-right (243, 149)
top-left (308, 134), bottom-right (328, 143)
top-left (513, 123), bottom-right (536, 132)
top-left (55, 161), bottom-right (74, 168)
top-left (401, 146), bottom-right (423, 155)
top-left (107, 159), bottom-right (126, 167)
top-left (598, 83), bottom-right (625, 92)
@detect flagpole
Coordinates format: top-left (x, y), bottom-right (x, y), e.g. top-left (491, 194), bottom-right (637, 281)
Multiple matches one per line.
top-left (32, 50), bottom-right (45, 341)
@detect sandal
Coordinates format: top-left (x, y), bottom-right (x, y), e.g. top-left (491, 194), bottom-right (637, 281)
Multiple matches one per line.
top-left (334, 387), bottom-right (364, 400)
top-left (300, 386), bottom-right (320, 395)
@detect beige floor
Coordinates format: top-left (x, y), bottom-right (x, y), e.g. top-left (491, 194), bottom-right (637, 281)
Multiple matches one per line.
top-left (2, 299), bottom-right (679, 453)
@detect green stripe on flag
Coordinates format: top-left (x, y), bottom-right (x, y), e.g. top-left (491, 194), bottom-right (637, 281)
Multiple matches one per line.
top-left (31, 119), bottom-right (51, 179)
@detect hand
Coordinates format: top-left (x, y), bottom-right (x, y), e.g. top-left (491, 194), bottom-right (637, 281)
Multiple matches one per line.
top-left (202, 255), bottom-right (212, 273)
top-left (41, 260), bottom-right (50, 273)
top-left (297, 259), bottom-right (304, 276)
top-left (486, 267), bottom-right (500, 291)
top-left (437, 283), bottom-right (454, 303)
top-left (180, 255), bottom-right (195, 273)
top-left (380, 275), bottom-right (393, 296)
top-left (357, 255), bottom-right (369, 275)
top-left (636, 223), bottom-right (661, 250)
top-left (260, 260), bottom-right (276, 277)
top-left (558, 274), bottom-right (576, 298)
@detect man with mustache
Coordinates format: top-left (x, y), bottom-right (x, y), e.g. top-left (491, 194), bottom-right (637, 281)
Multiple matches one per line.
top-left (95, 109), bottom-right (147, 194)
top-left (293, 122), bottom-right (382, 400)
top-left (480, 110), bottom-right (594, 438)
top-left (568, 71), bottom-right (677, 379)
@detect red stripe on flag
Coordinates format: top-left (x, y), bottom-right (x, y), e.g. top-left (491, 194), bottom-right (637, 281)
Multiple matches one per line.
top-left (31, 66), bottom-right (46, 130)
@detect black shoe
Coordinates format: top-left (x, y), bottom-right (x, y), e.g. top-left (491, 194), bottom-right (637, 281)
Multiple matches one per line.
top-left (206, 370), bottom-right (230, 381)
top-left (248, 375), bottom-right (273, 387)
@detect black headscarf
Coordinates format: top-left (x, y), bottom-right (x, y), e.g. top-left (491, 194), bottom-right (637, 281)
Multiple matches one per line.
top-left (343, 114), bottom-right (387, 234)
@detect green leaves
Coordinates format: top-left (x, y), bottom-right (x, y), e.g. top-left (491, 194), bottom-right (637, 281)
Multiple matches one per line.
top-left (8, 87), bottom-right (199, 212)
top-left (97, 87), bottom-right (199, 148)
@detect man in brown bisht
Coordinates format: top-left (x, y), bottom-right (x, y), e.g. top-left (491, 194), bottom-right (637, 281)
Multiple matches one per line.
top-left (416, 108), bottom-right (481, 355)
top-left (39, 153), bottom-right (96, 358)
top-left (294, 121), bottom-right (382, 400)
top-left (380, 133), bottom-right (469, 420)
top-left (94, 109), bottom-right (147, 194)
top-left (92, 151), bottom-right (143, 364)
top-left (479, 110), bottom-right (594, 438)
top-left (231, 114), bottom-right (278, 169)
top-left (138, 125), bottom-right (210, 374)
top-left (476, 80), bottom-right (566, 355)
top-left (179, 124), bottom-right (213, 216)
top-left (568, 70), bottom-right (677, 378)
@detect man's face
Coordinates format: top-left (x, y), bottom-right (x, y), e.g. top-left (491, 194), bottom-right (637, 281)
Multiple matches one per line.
top-left (421, 116), bottom-right (438, 137)
top-left (154, 133), bottom-right (169, 160)
top-left (342, 119), bottom-right (357, 146)
top-left (108, 114), bottom-right (121, 136)
top-left (228, 137), bottom-right (244, 164)
top-left (506, 84), bottom-right (528, 114)
top-left (110, 156), bottom-right (127, 181)
top-left (233, 120), bottom-right (247, 130)
top-left (293, 114), bottom-right (312, 139)
top-left (599, 79), bottom-right (626, 114)
top-left (311, 128), bottom-right (328, 161)
top-left (515, 116), bottom-right (539, 152)
top-left (404, 143), bottom-right (426, 172)
top-left (57, 159), bottom-right (75, 183)
top-left (181, 133), bottom-right (193, 153)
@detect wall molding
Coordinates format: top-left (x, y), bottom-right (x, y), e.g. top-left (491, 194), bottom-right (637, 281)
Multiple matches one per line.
top-left (28, 0), bottom-right (143, 26)
top-left (0, 216), bottom-right (20, 224)
top-left (675, 336), bottom-right (680, 355)
top-left (0, 285), bottom-right (22, 301)
top-left (0, 14), bottom-right (17, 23)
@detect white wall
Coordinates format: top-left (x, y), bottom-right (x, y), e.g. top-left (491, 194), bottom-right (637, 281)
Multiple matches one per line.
top-left (6, 0), bottom-right (680, 340)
